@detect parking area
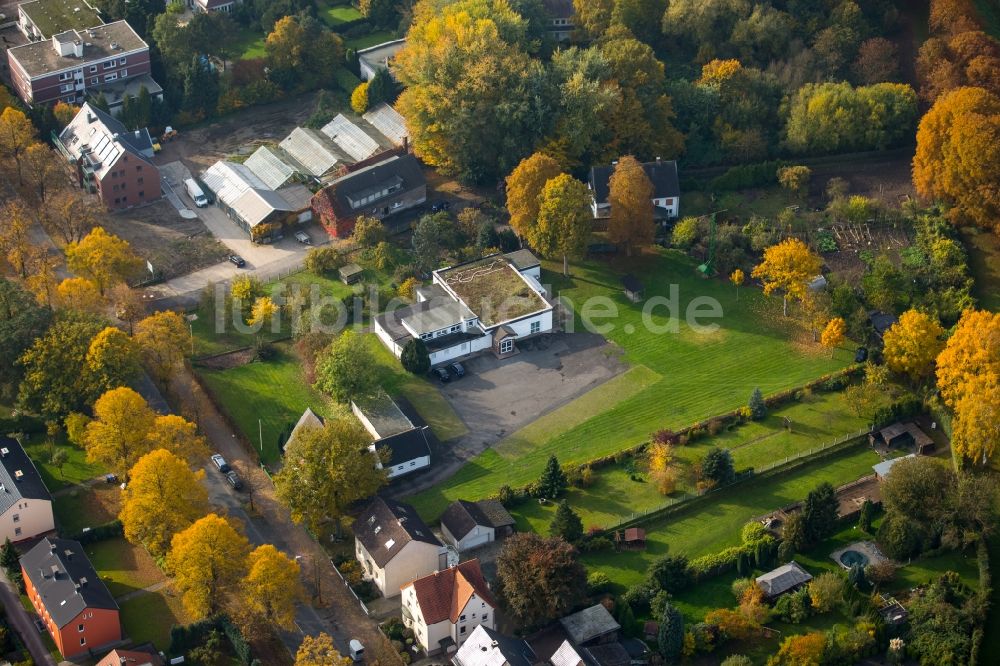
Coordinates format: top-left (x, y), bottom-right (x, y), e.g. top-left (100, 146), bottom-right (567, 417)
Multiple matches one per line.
top-left (436, 332), bottom-right (627, 442)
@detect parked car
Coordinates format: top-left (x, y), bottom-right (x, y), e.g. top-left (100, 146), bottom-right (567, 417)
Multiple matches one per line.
top-left (294, 231), bottom-right (311, 244)
top-left (226, 470), bottom-right (243, 490)
top-left (104, 473), bottom-right (118, 484)
top-left (430, 200), bottom-right (451, 212)
top-left (211, 454), bottom-right (231, 473)
top-left (349, 640), bottom-right (365, 662)
top-left (432, 367), bottom-right (451, 383)
top-left (855, 347), bottom-right (869, 363)
top-left (229, 254), bottom-right (246, 268)
top-left (448, 362), bottom-right (466, 378)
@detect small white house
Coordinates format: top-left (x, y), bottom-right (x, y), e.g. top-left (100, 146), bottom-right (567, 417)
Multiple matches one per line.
top-left (401, 559), bottom-right (496, 656)
top-left (354, 497), bottom-right (446, 598)
top-left (352, 392), bottom-right (432, 479)
top-left (587, 158), bottom-right (680, 220)
top-left (439, 499), bottom-right (515, 552)
top-left (0, 437), bottom-right (54, 543)
top-left (374, 250), bottom-right (553, 367)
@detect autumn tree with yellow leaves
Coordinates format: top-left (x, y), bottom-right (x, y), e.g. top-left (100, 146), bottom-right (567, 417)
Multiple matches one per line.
top-left (241, 544), bottom-right (304, 631)
top-left (56, 278), bottom-right (104, 313)
top-left (167, 514), bottom-right (251, 619)
top-left (913, 86), bottom-right (1000, 232)
top-left (647, 442), bottom-right (677, 495)
top-left (135, 310), bottom-right (190, 389)
top-left (820, 317), bottom-right (846, 351)
top-left (295, 633), bottom-right (351, 666)
top-left (146, 414), bottom-right (209, 467)
top-left (84, 387), bottom-right (157, 479)
top-left (85, 327), bottom-right (140, 394)
top-left (608, 156), bottom-right (654, 256)
top-left (751, 239), bottom-right (823, 317)
top-left (505, 152), bottom-right (563, 241)
top-left (883, 310), bottom-right (946, 382)
top-left (0, 107), bottom-right (38, 185)
top-left (120, 449), bottom-right (210, 556)
top-left (532, 174), bottom-right (592, 276)
top-left (66, 228), bottom-right (144, 294)
top-left (730, 269), bottom-right (745, 301)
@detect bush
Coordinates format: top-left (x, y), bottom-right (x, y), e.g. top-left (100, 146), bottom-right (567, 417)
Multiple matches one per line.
top-left (877, 513), bottom-right (924, 559)
top-left (621, 580), bottom-right (657, 614)
top-left (700, 448), bottom-right (735, 485)
top-left (731, 577), bottom-right (753, 601)
top-left (579, 536), bottom-right (614, 552)
top-left (773, 587), bottom-right (812, 623)
top-left (304, 247), bottom-right (345, 275)
top-left (73, 520), bottom-right (123, 544)
top-left (646, 555), bottom-right (692, 593)
top-left (741, 522), bottom-right (767, 544)
top-left (710, 160), bottom-right (786, 191)
top-left (587, 571), bottom-right (612, 595)
top-left (400, 338), bottom-right (430, 375)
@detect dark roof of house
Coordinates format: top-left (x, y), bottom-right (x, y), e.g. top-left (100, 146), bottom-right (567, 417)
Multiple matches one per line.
top-left (441, 500), bottom-right (515, 541)
top-left (541, 0), bottom-right (574, 19)
top-left (313, 154), bottom-right (425, 220)
top-left (621, 275), bottom-right (643, 293)
top-left (584, 643), bottom-right (631, 666)
top-left (374, 427), bottom-right (432, 467)
top-left (869, 311), bottom-right (899, 337)
top-left (353, 496), bottom-right (441, 567)
top-left (20, 537), bottom-right (118, 628)
top-left (0, 436), bottom-right (52, 514)
top-left (405, 559), bottom-right (496, 623)
top-left (756, 561), bottom-right (813, 598)
top-left (560, 604), bottom-right (621, 645)
top-left (588, 160), bottom-right (679, 205)
top-left (453, 625), bottom-right (536, 666)
top-left (504, 249), bottom-right (541, 271)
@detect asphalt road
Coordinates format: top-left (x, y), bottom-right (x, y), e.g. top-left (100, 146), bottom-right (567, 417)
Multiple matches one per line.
top-left (0, 568), bottom-right (58, 666)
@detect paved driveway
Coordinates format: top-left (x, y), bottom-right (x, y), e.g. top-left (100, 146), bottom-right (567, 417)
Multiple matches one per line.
top-left (439, 332), bottom-right (627, 443)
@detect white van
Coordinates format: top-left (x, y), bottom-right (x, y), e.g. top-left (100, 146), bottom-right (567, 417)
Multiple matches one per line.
top-left (349, 640), bottom-right (364, 662)
top-left (184, 178), bottom-right (208, 207)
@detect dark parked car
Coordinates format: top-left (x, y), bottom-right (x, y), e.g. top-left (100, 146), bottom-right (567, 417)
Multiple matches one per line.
top-left (229, 254), bottom-right (246, 268)
top-left (855, 347), bottom-right (869, 363)
top-left (430, 200), bottom-right (451, 212)
top-left (448, 362), bottom-right (465, 378)
top-left (226, 470), bottom-right (243, 490)
top-left (432, 367), bottom-right (451, 383)
top-left (211, 454), bottom-right (231, 473)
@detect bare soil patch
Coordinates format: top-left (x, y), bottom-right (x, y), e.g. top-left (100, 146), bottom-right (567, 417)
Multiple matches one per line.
top-left (196, 347), bottom-right (255, 370)
top-left (806, 148), bottom-right (917, 209)
top-left (104, 200), bottom-right (229, 280)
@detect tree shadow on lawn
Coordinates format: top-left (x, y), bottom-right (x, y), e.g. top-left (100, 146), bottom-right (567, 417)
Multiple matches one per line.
top-left (120, 588), bottom-right (187, 650)
top-left (85, 538), bottom-right (165, 599)
top-left (54, 485), bottom-right (119, 535)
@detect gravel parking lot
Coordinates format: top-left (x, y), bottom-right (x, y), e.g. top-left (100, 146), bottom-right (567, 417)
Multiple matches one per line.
top-left (437, 332), bottom-right (627, 443)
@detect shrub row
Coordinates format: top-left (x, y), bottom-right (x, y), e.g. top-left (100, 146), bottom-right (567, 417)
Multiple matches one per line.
top-left (168, 615), bottom-right (255, 665)
top-left (710, 160), bottom-right (788, 191)
top-left (687, 536), bottom-right (777, 581)
top-left (72, 520), bottom-right (123, 545)
top-left (0, 414), bottom-right (46, 435)
top-left (871, 396), bottom-right (922, 430)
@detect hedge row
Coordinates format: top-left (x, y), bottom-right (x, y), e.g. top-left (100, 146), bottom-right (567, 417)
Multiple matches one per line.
top-left (688, 536), bottom-right (778, 581)
top-left (168, 615), bottom-right (255, 665)
top-left (71, 520), bottom-right (123, 545)
top-left (709, 160), bottom-right (788, 191)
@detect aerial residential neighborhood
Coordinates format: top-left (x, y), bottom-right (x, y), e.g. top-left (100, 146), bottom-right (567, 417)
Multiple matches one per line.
top-left (1, 0), bottom-right (1000, 664)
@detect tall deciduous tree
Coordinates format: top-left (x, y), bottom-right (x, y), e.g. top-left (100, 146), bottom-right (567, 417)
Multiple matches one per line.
top-left (18, 312), bottom-right (104, 419)
top-left (41, 188), bottom-right (99, 244)
top-left (532, 174), bottom-right (591, 275)
top-left (295, 633), bottom-right (351, 666)
top-left (274, 418), bottom-right (388, 536)
top-left (84, 387), bottom-right (156, 479)
top-left (56, 278), bottom-right (104, 313)
top-left (167, 514), bottom-right (250, 619)
top-left (607, 156), bottom-right (654, 256)
top-left (66, 227), bottom-right (143, 294)
top-left (313, 330), bottom-right (377, 403)
top-left (0, 279), bottom-right (51, 403)
top-left (120, 448), bottom-right (210, 556)
top-left (400, 338), bottom-right (430, 375)
top-left (951, 375), bottom-right (1000, 465)
top-left (913, 86), bottom-right (1000, 232)
top-left (820, 317), bottom-right (846, 350)
top-left (241, 544), bottom-right (304, 631)
top-left (135, 310), bottom-right (189, 389)
top-left (0, 199), bottom-right (35, 278)
top-left (0, 107), bottom-right (38, 185)
top-left (882, 309), bottom-right (946, 381)
top-left (752, 238), bottom-right (823, 316)
top-left (147, 414), bottom-right (209, 468)
top-left (496, 533), bottom-right (587, 629)
top-left (936, 309), bottom-right (1000, 406)
top-left (85, 326), bottom-right (140, 393)
top-left (505, 152), bottom-right (562, 241)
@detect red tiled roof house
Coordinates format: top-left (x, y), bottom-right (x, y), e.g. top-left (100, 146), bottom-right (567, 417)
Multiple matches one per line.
top-left (401, 559), bottom-right (496, 656)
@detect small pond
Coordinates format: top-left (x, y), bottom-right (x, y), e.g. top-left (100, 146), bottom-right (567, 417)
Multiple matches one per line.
top-left (839, 549), bottom-right (870, 568)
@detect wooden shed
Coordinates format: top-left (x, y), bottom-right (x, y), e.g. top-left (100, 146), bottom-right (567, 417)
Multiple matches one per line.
top-left (622, 274), bottom-right (644, 303)
top-left (339, 263), bottom-right (364, 285)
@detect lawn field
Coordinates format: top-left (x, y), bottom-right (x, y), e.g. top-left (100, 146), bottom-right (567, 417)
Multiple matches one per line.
top-left (346, 30), bottom-right (397, 50)
top-left (197, 335), bottom-right (465, 465)
top-left (120, 585), bottom-right (191, 650)
top-left (409, 249), bottom-right (850, 518)
top-left (86, 537), bottom-right (167, 599)
top-left (54, 484), bottom-right (120, 535)
top-left (197, 342), bottom-right (336, 464)
top-left (961, 227), bottom-right (1000, 312)
top-left (319, 1), bottom-right (363, 26)
top-left (22, 437), bottom-right (105, 491)
top-left (233, 27), bottom-right (267, 60)
top-left (579, 442), bottom-right (883, 590)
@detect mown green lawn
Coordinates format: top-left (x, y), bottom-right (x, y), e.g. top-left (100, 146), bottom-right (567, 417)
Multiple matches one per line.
top-left (85, 538), bottom-right (167, 599)
top-left (197, 334), bottom-right (465, 465)
top-left (961, 227), bottom-right (1000, 312)
top-left (409, 249), bottom-right (850, 519)
top-left (346, 30), bottom-right (397, 50)
top-left (233, 26), bottom-right (267, 60)
top-left (22, 436), bottom-right (105, 491)
top-left (120, 586), bottom-right (190, 650)
top-left (580, 442), bottom-right (882, 590)
top-left (319, 1), bottom-right (363, 26)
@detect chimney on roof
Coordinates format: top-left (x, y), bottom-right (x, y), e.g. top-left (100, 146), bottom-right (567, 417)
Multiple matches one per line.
top-left (0, 447), bottom-right (8, 457)
top-left (134, 130), bottom-right (140, 138)
top-left (49, 541), bottom-right (57, 553)
top-left (656, 156), bottom-right (661, 164)
top-left (79, 576), bottom-right (88, 587)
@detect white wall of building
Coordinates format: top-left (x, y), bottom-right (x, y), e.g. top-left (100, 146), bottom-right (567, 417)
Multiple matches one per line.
top-left (428, 334), bottom-right (492, 366)
top-left (1, 499), bottom-right (54, 543)
top-left (381, 453), bottom-right (431, 478)
top-left (441, 523), bottom-right (495, 552)
top-left (402, 585), bottom-right (496, 655)
top-left (356, 539), bottom-right (442, 598)
top-left (653, 196), bottom-right (679, 218)
top-left (503, 310), bottom-right (554, 338)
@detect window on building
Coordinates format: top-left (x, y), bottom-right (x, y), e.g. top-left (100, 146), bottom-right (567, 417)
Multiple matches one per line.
top-left (136, 165), bottom-right (142, 172)
top-left (530, 321), bottom-right (541, 334)
top-left (119, 57), bottom-right (127, 65)
top-left (103, 60), bottom-right (114, 69)
top-left (14, 527), bottom-right (20, 536)
top-left (137, 177), bottom-right (143, 185)
top-left (60, 84), bottom-right (72, 93)
top-left (138, 191), bottom-right (144, 198)
top-left (460, 615), bottom-right (466, 621)
top-left (500, 338), bottom-right (514, 354)
top-left (77, 624), bottom-right (84, 632)
top-left (482, 614), bottom-right (488, 622)
top-left (104, 73), bottom-right (118, 82)
top-left (90, 77), bottom-right (98, 85)
top-left (59, 72), bottom-right (71, 81)
top-left (120, 69), bottom-right (127, 78)
top-left (80, 637), bottom-right (86, 646)
top-left (409, 461), bottom-right (416, 466)
top-left (450, 325), bottom-right (461, 333)
top-left (114, 198), bottom-right (121, 205)
top-left (12, 514), bottom-right (19, 523)
top-left (460, 626), bottom-right (466, 634)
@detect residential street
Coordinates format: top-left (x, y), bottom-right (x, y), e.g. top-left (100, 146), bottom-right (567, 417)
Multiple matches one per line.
top-left (171, 368), bottom-right (401, 665)
top-left (0, 568), bottom-right (59, 666)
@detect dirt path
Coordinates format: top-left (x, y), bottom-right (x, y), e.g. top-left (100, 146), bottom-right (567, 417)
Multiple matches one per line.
top-left (169, 367), bottom-right (401, 666)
